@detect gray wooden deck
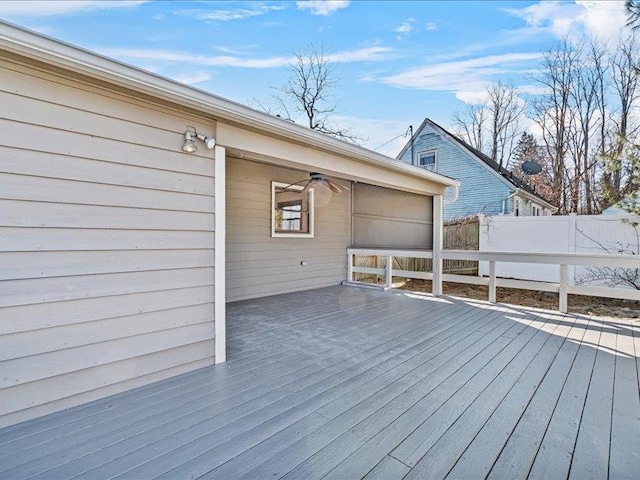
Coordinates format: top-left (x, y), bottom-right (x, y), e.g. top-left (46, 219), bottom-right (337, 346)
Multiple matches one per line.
top-left (1, 285), bottom-right (639, 479)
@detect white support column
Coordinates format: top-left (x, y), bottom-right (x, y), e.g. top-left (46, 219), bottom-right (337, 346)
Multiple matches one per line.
top-left (347, 253), bottom-right (354, 282)
top-left (214, 145), bottom-right (226, 364)
top-left (559, 264), bottom-right (568, 314)
top-left (488, 261), bottom-right (496, 303)
top-left (386, 255), bottom-right (393, 288)
top-left (432, 194), bottom-right (444, 296)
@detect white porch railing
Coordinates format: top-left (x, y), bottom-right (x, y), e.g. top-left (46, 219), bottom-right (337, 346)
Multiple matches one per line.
top-left (346, 247), bottom-right (640, 313)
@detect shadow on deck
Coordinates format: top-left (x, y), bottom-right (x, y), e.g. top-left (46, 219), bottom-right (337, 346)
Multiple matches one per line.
top-left (0, 285), bottom-right (639, 479)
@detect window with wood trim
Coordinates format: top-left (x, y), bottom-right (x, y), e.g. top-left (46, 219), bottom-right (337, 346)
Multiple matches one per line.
top-left (417, 150), bottom-right (437, 172)
top-left (271, 181), bottom-right (314, 238)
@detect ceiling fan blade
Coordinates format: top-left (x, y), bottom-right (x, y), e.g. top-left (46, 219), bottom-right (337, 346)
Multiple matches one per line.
top-left (301, 180), bottom-right (314, 195)
top-left (325, 179), bottom-right (343, 193)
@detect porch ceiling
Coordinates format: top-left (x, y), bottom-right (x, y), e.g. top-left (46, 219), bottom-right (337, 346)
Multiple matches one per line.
top-left (0, 286), bottom-right (638, 479)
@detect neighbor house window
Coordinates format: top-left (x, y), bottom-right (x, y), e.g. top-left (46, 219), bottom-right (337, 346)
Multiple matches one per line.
top-left (271, 181), bottom-right (314, 238)
top-left (417, 150), bottom-right (437, 172)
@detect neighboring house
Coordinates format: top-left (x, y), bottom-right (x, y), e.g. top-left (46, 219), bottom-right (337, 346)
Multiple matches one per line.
top-left (397, 118), bottom-right (557, 221)
top-left (0, 22), bottom-right (458, 428)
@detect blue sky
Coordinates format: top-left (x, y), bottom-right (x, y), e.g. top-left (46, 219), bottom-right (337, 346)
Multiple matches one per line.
top-left (0, 0), bottom-right (631, 156)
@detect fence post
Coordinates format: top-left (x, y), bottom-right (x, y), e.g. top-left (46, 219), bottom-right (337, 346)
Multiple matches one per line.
top-left (386, 255), bottom-right (393, 288)
top-left (347, 252), bottom-right (353, 282)
top-left (432, 195), bottom-right (444, 296)
top-left (559, 264), bottom-right (568, 313)
top-left (489, 260), bottom-right (496, 303)
top-left (567, 214), bottom-right (577, 285)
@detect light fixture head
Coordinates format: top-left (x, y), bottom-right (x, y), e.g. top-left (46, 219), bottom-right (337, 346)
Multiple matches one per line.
top-left (182, 130), bottom-right (197, 153)
top-left (196, 134), bottom-right (216, 149)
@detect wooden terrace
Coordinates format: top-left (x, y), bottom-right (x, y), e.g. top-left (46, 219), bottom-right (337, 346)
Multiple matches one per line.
top-left (0, 286), bottom-right (639, 479)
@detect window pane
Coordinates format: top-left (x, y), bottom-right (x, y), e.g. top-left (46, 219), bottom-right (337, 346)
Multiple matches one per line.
top-left (418, 151), bottom-right (436, 172)
top-left (273, 187), bottom-right (310, 234)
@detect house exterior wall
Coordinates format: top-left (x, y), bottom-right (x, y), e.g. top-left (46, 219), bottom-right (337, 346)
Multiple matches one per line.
top-left (226, 157), bottom-right (351, 302)
top-left (397, 124), bottom-right (513, 220)
top-left (0, 57), bottom-right (217, 427)
top-left (352, 183), bottom-right (433, 248)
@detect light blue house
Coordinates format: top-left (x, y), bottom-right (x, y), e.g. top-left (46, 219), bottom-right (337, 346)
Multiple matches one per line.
top-left (396, 118), bottom-right (557, 221)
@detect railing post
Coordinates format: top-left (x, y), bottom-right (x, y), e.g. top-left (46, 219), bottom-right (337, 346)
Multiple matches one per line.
top-left (432, 194), bottom-right (444, 296)
top-left (559, 264), bottom-right (568, 313)
top-left (489, 260), bottom-right (496, 303)
top-left (386, 255), bottom-right (393, 288)
top-left (347, 252), bottom-right (354, 282)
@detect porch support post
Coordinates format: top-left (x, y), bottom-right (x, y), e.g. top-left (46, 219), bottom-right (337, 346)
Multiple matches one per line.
top-left (432, 194), bottom-right (444, 296)
top-left (386, 255), bottom-right (393, 288)
top-left (214, 145), bottom-right (226, 364)
top-left (559, 264), bottom-right (568, 314)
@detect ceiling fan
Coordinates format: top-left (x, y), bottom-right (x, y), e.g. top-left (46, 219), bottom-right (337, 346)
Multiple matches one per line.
top-left (283, 172), bottom-right (343, 194)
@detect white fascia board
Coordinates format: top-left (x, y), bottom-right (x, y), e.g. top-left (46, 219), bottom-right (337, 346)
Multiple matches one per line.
top-left (515, 188), bottom-right (558, 211)
top-left (0, 21), bottom-right (458, 190)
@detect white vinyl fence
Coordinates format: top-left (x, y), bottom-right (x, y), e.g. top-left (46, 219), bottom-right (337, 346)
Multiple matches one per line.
top-left (478, 214), bottom-right (640, 286)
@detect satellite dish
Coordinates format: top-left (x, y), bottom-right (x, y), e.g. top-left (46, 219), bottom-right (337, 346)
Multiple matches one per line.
top-left (521, 160), bottom-right (542, 175)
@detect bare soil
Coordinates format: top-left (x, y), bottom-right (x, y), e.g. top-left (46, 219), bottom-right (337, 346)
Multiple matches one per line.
top-left (398, 279), bottom-right (640, 319)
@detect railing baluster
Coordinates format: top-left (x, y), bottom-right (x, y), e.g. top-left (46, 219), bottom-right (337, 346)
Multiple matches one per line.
top-left (559, 264), bottom-right (568, 313)
top-left (386, 255), bottom-right (393, 288)
top-left (347, 253), bottom-right (354, 282)
top-left (489, 260), bottom-right (496, 303)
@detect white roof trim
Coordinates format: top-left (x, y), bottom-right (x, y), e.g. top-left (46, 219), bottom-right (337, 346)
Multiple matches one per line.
top-left (0, 21), bottom-right (458, 189)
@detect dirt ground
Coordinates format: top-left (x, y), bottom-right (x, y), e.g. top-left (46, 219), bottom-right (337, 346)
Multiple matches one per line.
top-left (398, 279), bottom-right (640, 319)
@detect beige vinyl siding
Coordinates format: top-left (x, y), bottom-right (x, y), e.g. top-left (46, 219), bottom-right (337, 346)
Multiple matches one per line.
top-left (0, 58), bottom-right (216, 427)
top-left (352, 183), bottom-right (434, 248)
top-left (226, 157), bottom-right (350, 302)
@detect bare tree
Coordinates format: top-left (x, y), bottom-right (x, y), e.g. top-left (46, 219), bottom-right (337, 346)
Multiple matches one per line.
top-left (486, 82), bottom-right (525, 168)
top-left (451, 82), bottom-right (523, 168)
top-left (531, 40), bottom-right (579, 213)
top-left (256, 44), bottom-right (360, 143)
top-left (566, 41), bottom-right (607, 213)
top-left (602, 33), bottom-right (640, 207)
top-left (452, 103), bottom-right (488, 152)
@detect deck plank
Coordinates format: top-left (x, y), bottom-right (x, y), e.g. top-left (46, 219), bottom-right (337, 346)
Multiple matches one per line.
top-left (326, 308), bottom-right (559, 480)
top-left (0, 286), bottom-right (637, 480)
top-left (569, 320), bottom-right (618, 480)
top-left (608, 322), bottom-right (640, 479)
top-left (526, 316), bottom-right (601, 480)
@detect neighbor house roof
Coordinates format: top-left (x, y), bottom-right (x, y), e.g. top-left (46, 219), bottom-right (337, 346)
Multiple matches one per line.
top-left (397, 117), bottom-right (555, 208)
top-left (0, 21), bottom-right (459, 192)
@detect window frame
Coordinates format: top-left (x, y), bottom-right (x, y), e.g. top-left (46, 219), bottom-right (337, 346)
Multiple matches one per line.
top-left (271, 181), bottom-right (315, 238)
top-left (416, 149), bottom-right (437, 172)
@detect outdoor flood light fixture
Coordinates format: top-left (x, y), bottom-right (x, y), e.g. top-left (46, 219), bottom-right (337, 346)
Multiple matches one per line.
top-left (182, 127), bottom-right (197, 153)
top-left (182, 126), bottom-right (216, 153)
top-left (196, 133), bottom-right (216, 149)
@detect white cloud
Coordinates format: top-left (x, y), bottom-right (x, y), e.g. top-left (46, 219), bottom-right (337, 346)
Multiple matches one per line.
top-left (455, 90), bottom-right (489, 105)
top-left (172, 71), bottom-right (213, 85)
top-left (425, 21), bottom-right (438, 31)
top-left (382, 52), bottom-right (543, 93)
top-left (175, 4), bottom-right (284, 22)
top-left (394, 21), bottom-right (414, 35)
top-left (296, 1), bottom-right (350, 16)
top-left (0, 1), bottom-right (146, 17)
top-left (505, 0), bottom-right (629, 44)
top-left (99, 45), bottom-right (393, 70)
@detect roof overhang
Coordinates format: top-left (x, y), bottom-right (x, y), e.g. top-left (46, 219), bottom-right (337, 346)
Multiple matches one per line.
top-left (0, 21), bottom-right (459, 196)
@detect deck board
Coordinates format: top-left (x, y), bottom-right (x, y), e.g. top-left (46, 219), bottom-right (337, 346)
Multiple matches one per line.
top-left (0, 285), bottom-right (638, 480)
